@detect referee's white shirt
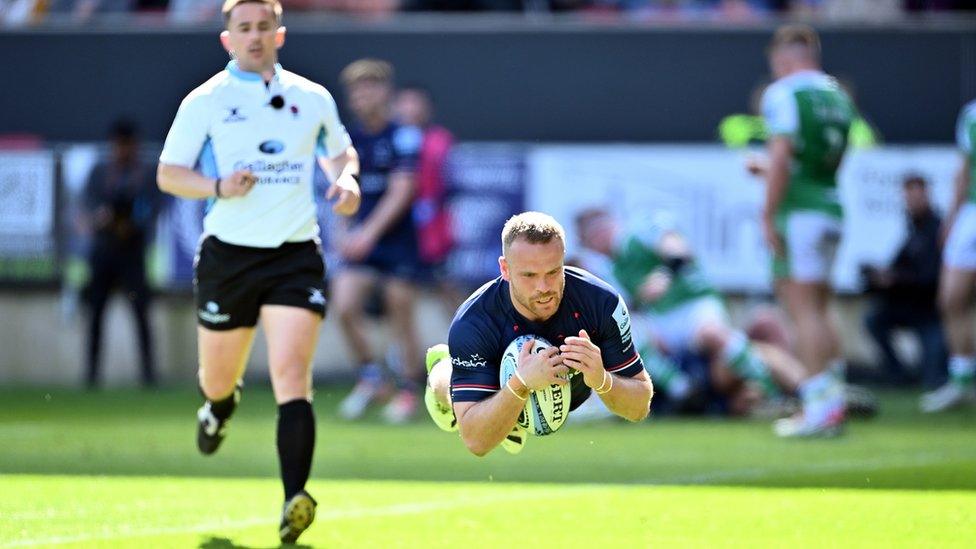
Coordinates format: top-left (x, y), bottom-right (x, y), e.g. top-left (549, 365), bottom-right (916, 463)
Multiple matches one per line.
top-left (160, 60), bottom-right (352, 248)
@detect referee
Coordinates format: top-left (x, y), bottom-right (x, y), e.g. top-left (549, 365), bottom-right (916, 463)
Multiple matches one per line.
top-left (156, 0), bottom-right (360, 543)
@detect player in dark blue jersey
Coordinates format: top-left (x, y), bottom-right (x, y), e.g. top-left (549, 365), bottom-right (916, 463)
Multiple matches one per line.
top-left (333, 59), bottom-right (425, 424)
top-left (424, 212), bottom-right (654, 455)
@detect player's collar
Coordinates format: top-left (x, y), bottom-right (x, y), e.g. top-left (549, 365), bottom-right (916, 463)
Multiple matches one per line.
top-left (226, 60), bottom-right (284, 82)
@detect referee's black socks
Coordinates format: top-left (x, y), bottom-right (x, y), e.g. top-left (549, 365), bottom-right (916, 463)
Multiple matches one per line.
top-left (277, 399), bottom-right (316, 500)
top-left (202, 386), bottom-right (239, 421)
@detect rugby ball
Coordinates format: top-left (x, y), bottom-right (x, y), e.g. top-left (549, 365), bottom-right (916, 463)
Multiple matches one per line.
top-left (499, 335), bottom-right (572, 436)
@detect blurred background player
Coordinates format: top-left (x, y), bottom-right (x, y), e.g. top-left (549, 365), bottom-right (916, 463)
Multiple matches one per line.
top-left (393, 84), bottom-right (464, 314)
top-left (424, 212), bottom-right (653, 455)
top-left (747, 24), bottom-right (855, 437)
top-left (925, 98), bottom-right (976, 412)
top-left (334, 59), bottom-right (424, 423)
top-left (574, 208), bottom-right (807, 418)
top-left (82, 118), bottom-right (163, 389)
top-left (862, 174), bottom-right (946, 389)
top-left (156, 0), bottom-right (361, 542)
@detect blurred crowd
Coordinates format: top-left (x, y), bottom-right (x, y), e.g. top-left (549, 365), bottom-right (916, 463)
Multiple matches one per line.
top-left (2, 0), bottom-right (973, 26)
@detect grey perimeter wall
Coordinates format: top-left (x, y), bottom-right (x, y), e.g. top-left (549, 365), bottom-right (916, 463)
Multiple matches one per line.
top-left (1, 24), bottom-right (974, 144)
top-left (1, 292), bottom-right (890, 387)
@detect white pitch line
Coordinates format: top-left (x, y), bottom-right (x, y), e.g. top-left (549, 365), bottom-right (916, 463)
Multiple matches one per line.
top-left (0, 489), bottom-right (586, 548)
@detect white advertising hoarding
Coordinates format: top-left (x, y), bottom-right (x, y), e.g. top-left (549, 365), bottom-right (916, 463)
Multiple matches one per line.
top-left (0, 150), bottom-right (55, 238)
top-left (528, 145), bottom-right (958, 293)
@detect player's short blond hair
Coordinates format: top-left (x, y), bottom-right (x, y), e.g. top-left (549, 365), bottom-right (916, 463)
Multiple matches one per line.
top-left (502, 212), bottom-right (566, 256)
top-left (222, 0), bottom-right (282, 27)
top-left (341, 59), bottom-right (395, 87)
top-left (768, 24), bottom-right (820, 58)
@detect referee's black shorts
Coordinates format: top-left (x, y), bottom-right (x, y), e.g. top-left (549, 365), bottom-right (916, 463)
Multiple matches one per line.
top-left (194, 236), bottom-right (327, 331)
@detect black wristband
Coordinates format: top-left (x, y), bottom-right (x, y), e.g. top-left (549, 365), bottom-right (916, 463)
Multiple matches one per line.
top-left (214, 177), bottom-right (223, 198)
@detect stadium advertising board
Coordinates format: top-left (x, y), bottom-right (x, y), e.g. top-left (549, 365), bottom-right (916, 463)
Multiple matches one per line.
top-left (528, 145), bottom-right (958, 293)
top-left (443, 143), bottom-right (526, 290)
top-left (0, 150), bottom-right (57, 285)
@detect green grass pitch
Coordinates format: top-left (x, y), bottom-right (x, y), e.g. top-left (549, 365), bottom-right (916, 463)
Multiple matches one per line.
top-left (1, 387), bottom-right (974, 547)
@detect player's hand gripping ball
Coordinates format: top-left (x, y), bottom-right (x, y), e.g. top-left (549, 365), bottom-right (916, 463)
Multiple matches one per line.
top-left (500, 335), bottom-right (573, 436)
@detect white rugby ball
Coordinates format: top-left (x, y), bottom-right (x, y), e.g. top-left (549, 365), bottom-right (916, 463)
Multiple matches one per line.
top-left (499, 335), bottom-right (572, 436)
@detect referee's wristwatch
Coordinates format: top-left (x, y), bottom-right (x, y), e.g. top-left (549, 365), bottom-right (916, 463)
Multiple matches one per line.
top-left (214, 177), bottom-right (223, 198)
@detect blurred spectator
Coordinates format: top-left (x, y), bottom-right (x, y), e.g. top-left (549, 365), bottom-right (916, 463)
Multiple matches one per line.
top-left (393, 87), bottom-right (454, 272)
top-left (862, 174), bottom-right (947, 388)
top-left (393, 85), bottom-right (468, 313)
top-left (283, 0), bottom-right (401, 14)
top-left (51, 0), bottom-right (134, 20)
top-left (82, 118), bottom-right (163, 389)
top-left (906, 0), bottom-right (976, 10)
top-left (167, 0), bottom-right (221, 22)
top-left (568, 207), bottom-right (620, 286)
top-left (8, 0), bottom-right (975, 24)
top-left (1, 0), bottom-right (47, 25)
top-left (403, 0), bottom-right (524, 10)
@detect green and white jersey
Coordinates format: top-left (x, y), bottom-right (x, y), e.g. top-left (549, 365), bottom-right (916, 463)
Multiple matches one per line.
top-left (611, 230), bottom-right (718, 314)
top-left (956, 99), bottom-right (976, 203)
top-left (761, 70), bottom-right (855, 220)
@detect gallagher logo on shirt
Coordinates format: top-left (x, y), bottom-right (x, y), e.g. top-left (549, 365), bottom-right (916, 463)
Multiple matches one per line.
top-left (259, 140), bottom-right (286, 154)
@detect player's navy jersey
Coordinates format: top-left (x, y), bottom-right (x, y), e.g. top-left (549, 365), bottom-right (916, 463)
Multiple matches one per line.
top-left (348, 121), bottom-right (421, 250)
top-left (449, 266), bottom-right (644, 408)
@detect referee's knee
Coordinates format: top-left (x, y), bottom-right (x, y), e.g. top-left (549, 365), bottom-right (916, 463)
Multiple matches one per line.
top-left (199, 373), bottom-right (239, 401)
top-left (271, 363), bottom-right (312, 402)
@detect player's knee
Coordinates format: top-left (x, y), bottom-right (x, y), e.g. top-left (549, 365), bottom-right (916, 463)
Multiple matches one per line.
top-left (334, 298), bottom-right (361, 324)
top-left (429, 369), bottom-right (451, 404)
top-left (385, 286), bottom-right (416, 316)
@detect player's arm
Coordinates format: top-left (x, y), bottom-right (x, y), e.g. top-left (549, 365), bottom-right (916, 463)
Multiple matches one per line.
top-left (359, 170), bottom-right (415, 242)
top-left (637, 231), bottom-right (688, 303)
top-left (757, 84), bottom-right (797, 255)
top-left (598, 369), bottom-right (652, 422)
top-left (318, 145), bottom-right (361, 216)
top-left (560, 330), bottom-right (652, 422)
top-left (355, 125), bottom-right (420, 243)
top-left (453, 340), bottom-right (568, 456)
top-left (948, 106), bottom-right (974, 233)
top-left (453, 391), bottom-right (527, 457)
top-left (762, 136), bottom-right (793, 255)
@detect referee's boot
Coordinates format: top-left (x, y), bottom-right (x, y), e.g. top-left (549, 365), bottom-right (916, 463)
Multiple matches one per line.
top-left (280, 490), bottom-right (317, 544)
top-left (196, 381), bottom-right (243, 455)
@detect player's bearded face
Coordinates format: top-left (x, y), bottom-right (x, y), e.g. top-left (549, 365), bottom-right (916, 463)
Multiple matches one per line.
top-left (502, 238), bottom-right (566, 322)
top-left (223, 3), bottom-right (284, 73)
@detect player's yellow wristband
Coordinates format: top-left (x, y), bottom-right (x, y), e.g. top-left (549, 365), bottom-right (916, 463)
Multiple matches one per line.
top-left (594, 371), bottom-right (614, 395)
top-left (505, 378), bottom-right (527, 401)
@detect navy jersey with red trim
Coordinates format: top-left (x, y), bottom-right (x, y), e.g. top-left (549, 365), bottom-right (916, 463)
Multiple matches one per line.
top-left (449, 266), bottom-right (644, 409)
top-left (348, 121), bottom-right (421, 248)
